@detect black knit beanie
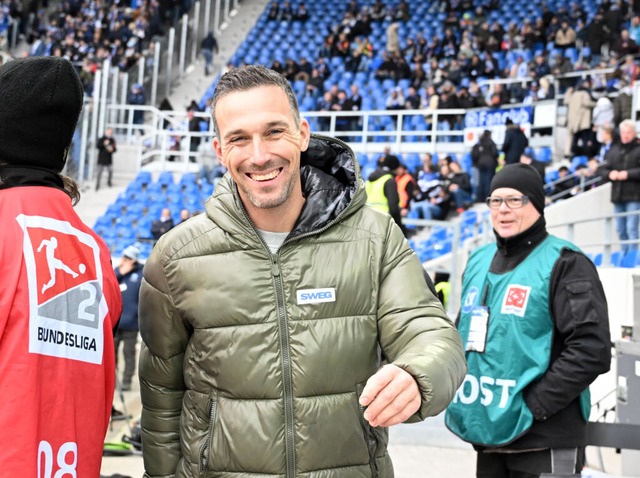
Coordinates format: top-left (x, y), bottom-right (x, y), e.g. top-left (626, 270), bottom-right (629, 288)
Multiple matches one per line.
top-left (0, 57), bottom-right (83, 173)
top-left (489, 163), bottom-right (546, 215)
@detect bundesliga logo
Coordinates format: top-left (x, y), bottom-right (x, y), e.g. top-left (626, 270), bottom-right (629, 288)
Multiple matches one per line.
top-left (16, 214), bottom-right (107, 364)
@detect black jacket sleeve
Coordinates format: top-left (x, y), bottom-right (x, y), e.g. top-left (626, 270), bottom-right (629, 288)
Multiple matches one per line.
top-left (383, 176), bottom-right (403, 228)
top-left (524, 249), bottom-right (611, 421)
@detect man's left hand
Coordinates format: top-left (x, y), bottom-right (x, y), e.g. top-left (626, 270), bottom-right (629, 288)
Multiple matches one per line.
top-left (359, 364), bottom-right (421, 427)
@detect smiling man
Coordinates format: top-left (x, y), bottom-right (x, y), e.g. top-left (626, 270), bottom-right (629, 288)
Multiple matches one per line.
top-left (138, 64), bottom-right (466, 478)
top-left (446, 163), bottom-right (611, 478)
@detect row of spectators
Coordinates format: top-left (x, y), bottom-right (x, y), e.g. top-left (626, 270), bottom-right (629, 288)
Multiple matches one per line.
top-left (3, 0), bottom-right (198, 96)
top-left (258, 0), bottom-right (640, 125)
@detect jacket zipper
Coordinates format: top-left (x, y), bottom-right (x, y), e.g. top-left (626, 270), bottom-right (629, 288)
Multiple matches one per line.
top-left (231, 134), bottom-right (360, 477)
top-left (272, 257), bottom-right (296, 477)
top-left (357, 384), bottom-right (379, 478)
top-left (199, 396), bottom-right (218, 476)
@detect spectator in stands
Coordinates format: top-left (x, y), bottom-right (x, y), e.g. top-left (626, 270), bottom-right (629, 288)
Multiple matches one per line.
top-left (414, 152), bottom-right (438, 181)
top-left (447, 163), bottom-right (611, 477)
top-left (538, 76), bottom-right (555, 100)
top-left (404, 85), bottom-right (421, 109)
top-left (410, 169), bottom-right (451, 221)
top-left (369, 0), bottom-right (385, 21)
top-left (612, 29), bottom-right (638, 59)
top-left (467, 81), bottom-right (487, 107)
top-left (618, 55), bottom-right (639, 84)
top-left (442, 159), bottom-right (473, 213)
top-left (438, 82), bottom-right (460, 130)
top-left (592, 96), bottom-right (614, 132)
top-left (293, 2), bottom-right (309, 22)
top-left (519, 148), bottom-right (546, 183)
top-left (549, 165), bottom-right (577, 200)
top-left (187, 109), bottom-right (202, 160)
top-left (278, 1), bottom-right (293, 21)
top-left (200, 32), bottom-right (218, 76)
top-left (316, 91), bottom-right (334, 131)
top-left (614, 81), bottom-right (633, 125)
top-left (394, 0), bottom-right (410, 22)
top-left (564, 79), bottom-right (596, 157)
top-left (471, 129), bottom-right (499, 202)
top-left (128, 83), bottom-right (146, 129)
top-left (554, 19), bottom-right (577, 52)
top-left (96, 127), bottom-right (116, 190)
top-left (266, 1), bottom-right (280, 20)
top-left (585, 11), bottom-right (609, 66)
top-left (374, 51), bottom-right (396, 81)
top-left (532, 53), bottom-right (551, 79)
top-left (179, 209), bottom-right (191, 222)
top-left (114, 244), bottom-right (143, 392)
top-left (605, 2), bottom-right (626, 48)
top-left (502, 118), bottom-right (529, 165)
top-left (601, 119), bottom-right (640, 253)
top-left (596, 123), bottom-right (616, 162)
top-left (347, 35), bottom-right (374, 72)
top-left (385, 86), bottom-right (405, 111)
top-left (151, 207), bottom-right (175, 239)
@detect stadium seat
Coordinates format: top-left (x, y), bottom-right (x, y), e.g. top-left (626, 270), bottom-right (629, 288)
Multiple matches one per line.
top-left (570, 156), bottom-right (588, 172)
top-left (621, 249), bottom-right (640, 268)
top-left (610, 251), bottom-right (624, 267)
top-left (536, 147), bottom-right (552, 163)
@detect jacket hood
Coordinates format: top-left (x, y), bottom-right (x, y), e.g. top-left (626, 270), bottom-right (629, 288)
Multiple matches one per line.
top-left (206, 134), bottom-right (365, 240)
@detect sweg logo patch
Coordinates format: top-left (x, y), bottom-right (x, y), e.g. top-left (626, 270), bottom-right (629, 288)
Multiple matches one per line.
top-left (296, 288), bottom-right (336, 305)
top-left (17, 214), bottom-right (107, 364)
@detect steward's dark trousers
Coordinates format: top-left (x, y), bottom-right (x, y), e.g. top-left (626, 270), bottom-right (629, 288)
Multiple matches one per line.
top-left (114, 329), bottom-right (138, 386)
top-left (476, 447), bottom-right (584, 478)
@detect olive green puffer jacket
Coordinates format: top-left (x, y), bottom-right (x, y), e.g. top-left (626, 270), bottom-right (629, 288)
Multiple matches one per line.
top-left (138, 135), bottom-right (466, 478)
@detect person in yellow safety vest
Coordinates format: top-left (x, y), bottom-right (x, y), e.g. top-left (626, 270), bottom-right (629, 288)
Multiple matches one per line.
top-left (433, 272), bottom-right (451, 311)
top-left (365, 154), bottom-right (405, 235)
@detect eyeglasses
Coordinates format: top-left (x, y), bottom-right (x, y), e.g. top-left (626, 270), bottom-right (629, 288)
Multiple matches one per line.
top-left (485, 196), bottom-right (530, 209)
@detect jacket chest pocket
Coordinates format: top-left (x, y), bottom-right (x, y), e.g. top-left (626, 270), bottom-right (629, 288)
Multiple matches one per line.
top-left (199, 390), bottom-right (219, 477)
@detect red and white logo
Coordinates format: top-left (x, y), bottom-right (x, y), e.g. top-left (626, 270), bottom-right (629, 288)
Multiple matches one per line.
top-left (16, 214), bottom-right (106, 364)
top-left (501, 284), bottom-right (532, 317)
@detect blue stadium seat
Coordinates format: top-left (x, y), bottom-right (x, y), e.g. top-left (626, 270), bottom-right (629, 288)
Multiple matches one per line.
top-left (545, 169), bottom-right (560, 184)
top-left (536, 147), bottom-right (552, 163)
top-left (570, 156), bottom-right (588, 172)
top-left (610, 251), bottom-right (624, 267)
top-left (621, 249), bottom-right (640, 268)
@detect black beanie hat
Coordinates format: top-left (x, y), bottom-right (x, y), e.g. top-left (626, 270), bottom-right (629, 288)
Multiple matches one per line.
top-left (381, 155), bottom-right (400, 171)
top-left (489, 163), bottom-right (546, 215)
top-left (0, 57), bottom-right (83, 173)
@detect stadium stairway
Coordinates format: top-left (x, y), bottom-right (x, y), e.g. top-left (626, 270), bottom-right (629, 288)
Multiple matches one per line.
top-left (75, 143), bottom-right (141, 229)
top-left (75, 0), bottom-right (269, 239)
top-left (164, 0), bottom-right (270, 111)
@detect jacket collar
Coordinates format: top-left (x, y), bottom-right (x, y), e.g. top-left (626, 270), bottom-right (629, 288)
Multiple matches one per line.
top-left (494, 216), bottom-right (548, 257)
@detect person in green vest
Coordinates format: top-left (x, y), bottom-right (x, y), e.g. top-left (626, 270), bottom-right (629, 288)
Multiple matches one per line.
top-left (365, 154), bottom-right (405, 235)
top-left (446, 163), bottom-right (611, 477)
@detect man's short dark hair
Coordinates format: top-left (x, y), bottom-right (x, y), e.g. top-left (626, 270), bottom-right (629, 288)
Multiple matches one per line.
top-left (211, 64), bottom-right (300, 138)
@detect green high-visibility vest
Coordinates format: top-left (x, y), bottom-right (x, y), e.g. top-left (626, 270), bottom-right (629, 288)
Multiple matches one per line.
top-left (445, 236), bottom-right (591, 446)
top-left (365, 174), bottom-right (392, 213)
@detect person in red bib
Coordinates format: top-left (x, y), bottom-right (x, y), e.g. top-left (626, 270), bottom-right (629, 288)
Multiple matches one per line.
top-left (0, 57), bottom-right (123, 477)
